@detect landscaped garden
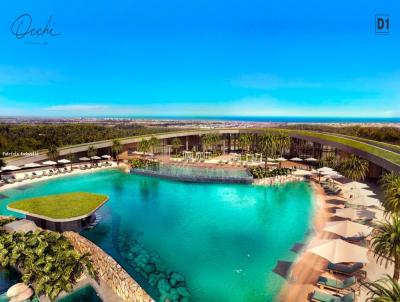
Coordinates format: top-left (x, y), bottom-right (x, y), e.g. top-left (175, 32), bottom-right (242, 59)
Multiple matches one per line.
top-left (0, 222), bottom-right (95, 301)
top-left (7, 192), bottom-right (108, 220)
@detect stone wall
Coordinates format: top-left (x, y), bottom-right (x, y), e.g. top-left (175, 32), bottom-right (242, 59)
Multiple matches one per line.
top-left (64, 231), bottom-right (154, 302)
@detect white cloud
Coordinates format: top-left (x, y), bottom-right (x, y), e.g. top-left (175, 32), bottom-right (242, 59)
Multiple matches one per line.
top-left (46, 104), bottom-right (109, 112)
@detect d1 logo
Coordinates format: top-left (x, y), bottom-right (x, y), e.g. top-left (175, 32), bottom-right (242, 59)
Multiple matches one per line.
top-left (375, 15), bottom-right (390, 34)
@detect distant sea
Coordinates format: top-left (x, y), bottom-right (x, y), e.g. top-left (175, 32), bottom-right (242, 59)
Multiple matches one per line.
top-left (103, 116), bottom-right (400, 123)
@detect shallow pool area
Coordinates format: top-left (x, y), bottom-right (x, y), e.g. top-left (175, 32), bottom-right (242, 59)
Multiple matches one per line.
top-left (56, 285), bottom-right (102, 302)
top-left (132, 164), bottom-right (253, 184)
top-left (0, 169), bottom-right (315, 302)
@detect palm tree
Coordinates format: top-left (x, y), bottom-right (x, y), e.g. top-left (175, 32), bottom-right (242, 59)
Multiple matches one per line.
top-left (47, 145), bottom-right (59, 161)
top-left (371, 216), bottom-right (400, 280)
top-left (322, 154), bottom-right (338, 169)
top-left (380, 172), bottom-right (400, 215)
top-left (171, 137), bottom-right (181, 156)
top-left (238, 134), bottom-right (252, 155)
top-left (148, 136), bottom-right (159, 157)
top-left (138, 139), bottom-right (150, 156)
top-left (201, 134), bottom-right (219, 152)
top-left (337, 155), bottom-right (369, 181)
top-left (275, 132), bottom-right (291, 156)
top-left (66, 153), bottom-right (75, 169)
top-left (258, 132), bottom-right (277, 169)
top-left (363, 274), bottom-right (400, 301)
top-left (87, 145), bottom-right (97, 158)
top-left (111, 139), bottom-right (122, 165)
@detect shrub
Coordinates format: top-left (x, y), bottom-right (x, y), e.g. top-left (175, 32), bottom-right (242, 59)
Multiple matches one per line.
top-left (248, 167), bottom-right (291, 179)
top-left (0, 230), bottom-right (95, 301)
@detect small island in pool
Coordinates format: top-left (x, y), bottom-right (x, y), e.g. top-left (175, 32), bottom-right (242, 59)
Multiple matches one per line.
top-left (6, 192), bottom-right (108, 232)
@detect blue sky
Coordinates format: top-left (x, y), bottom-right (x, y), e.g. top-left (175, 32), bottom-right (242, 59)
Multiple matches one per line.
top-left (0, 0), bottom-right (399, 117)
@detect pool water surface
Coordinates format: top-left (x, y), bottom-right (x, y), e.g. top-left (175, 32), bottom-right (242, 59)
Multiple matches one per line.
top-left (0, 169), bottom-right (315, 302)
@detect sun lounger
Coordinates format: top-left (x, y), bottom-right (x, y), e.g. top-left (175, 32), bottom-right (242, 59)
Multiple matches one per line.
top-left (317, 276), bottom-right (356, 291)
top-left (342, 236), bottom-right (365, 244)
top-left (311, 290), bottom-right (355, 302)
top-left (13, 176), bottom-right (23, 182)
top-left (327, 262), bottom-right (364, 276)
top-left (5, 178), bottom-right (15, 184)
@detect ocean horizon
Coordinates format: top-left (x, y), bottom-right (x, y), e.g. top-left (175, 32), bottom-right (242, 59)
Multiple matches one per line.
top-left (98, 116), bottom-right (400, 123)
top-left (2, 115), bottom-right (400, 123)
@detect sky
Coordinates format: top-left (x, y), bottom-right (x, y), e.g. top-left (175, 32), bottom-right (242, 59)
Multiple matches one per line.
top-left (0, 0), bottom-right (399, 118)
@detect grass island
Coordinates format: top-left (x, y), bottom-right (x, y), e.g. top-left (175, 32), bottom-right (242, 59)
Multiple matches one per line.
top-left (7, 192), bottom-right (108, 232)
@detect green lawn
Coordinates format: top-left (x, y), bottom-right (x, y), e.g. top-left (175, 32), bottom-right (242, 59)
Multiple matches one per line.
top-left (8, 192), bottom-right (108, 219)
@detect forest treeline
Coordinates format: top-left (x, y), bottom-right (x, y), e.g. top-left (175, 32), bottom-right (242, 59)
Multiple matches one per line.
top-left (283, 124), bottom-right (400, 145)
top-left (0, 124), bottom-right (175, 155)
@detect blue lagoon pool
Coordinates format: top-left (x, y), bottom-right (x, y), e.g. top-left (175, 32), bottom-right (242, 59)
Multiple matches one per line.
top-left (0, 169), bottom-right (315, 302)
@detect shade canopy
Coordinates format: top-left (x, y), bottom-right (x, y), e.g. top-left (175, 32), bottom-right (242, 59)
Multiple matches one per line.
top-left (1, 165), bottom-right (21, 171)
top-left (321, 170), bottom-right (338, 176)
top-left (267, 157), bottom-right (276, 161)
top-left (79, 157), bottom-right (90, 161)
top-left (42, 161), bottom-right (57, 165)
top-left (101, 155), bottom-right (111, 159)
top-left (317, 167), bottom-right (333, 172)
top-left (329, 173), bottom-right (344, 179)
top-left (307, 239), bottom-right (369, 263)
top-left (57, 159), bottom-right (71, 164)
top-left (276, 157), bottom-right (287, 161)
top-left (323, 220), bottom-right (371, 238)
top-left (344, 188), bottom-right (375, 198)
top-left (334, 208), bottom-right (381, 221)
top-left (23, 163), bottom-right (41, 168)
top-left (342, 181), bottom-right (369, 190)
top-left (290, 157), bottom-right (303, 161)
top-left (91, 156), bottom-right (101, 160)
top-left (347, 196), bottom-right (381, 208)
top-left (292, 170), bottom-right (313, 176)
top-left (305, 157), bottom-right (318, 162)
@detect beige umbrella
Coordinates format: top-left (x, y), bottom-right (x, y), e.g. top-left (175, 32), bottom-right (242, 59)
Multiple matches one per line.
top-left (347, 196), bottom-right (381, 208)
top-left (276, 157), bottom-right (287, 161)
top-left (23, 163), bottom-right (41, 168)
top-left (344, 188), bottom-right (376, 198)
top-left (57, 159), bottom-right (71, 164)
top-left (292, 170), bottom-right (312, 176)
top-left (323, 220), bottom-right (372, 238)
top-left (305, 157), bottom-right (318, 162)
top-left (7, 283), bottom-right (32, 298)
top-left (334, 208), bottom-right (380, 221)
top-left (290, 157), bottom-right (303, 162)
top-left (317, 167), bottom-right (333, 172)
top-left (343, 181), bottom-right (369, 190)
top-left (307, 239), bottom-right (369, 263)
top-left (42, 160), bottom-right (57, 165)
top-left (1, 165), bottom-right (21, 171)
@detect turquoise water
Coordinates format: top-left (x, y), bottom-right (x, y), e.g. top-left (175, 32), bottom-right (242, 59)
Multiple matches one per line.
top-left (0, 169), bottom-right (314, 302)
top-left (56, 285), bottom-right (102, 302)
top-left (137, 164), bottom-right (251, 178)
top-left (133, 164), bottom-right (253, 183)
